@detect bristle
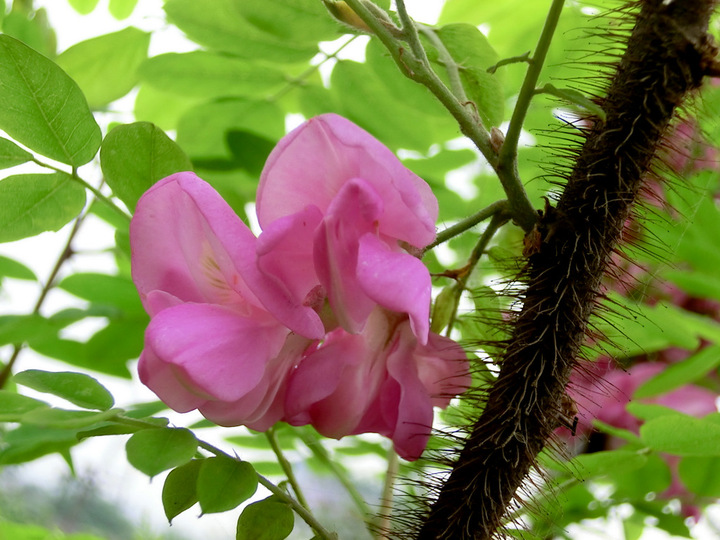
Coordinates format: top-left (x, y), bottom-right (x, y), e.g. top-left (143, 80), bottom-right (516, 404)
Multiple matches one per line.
top-left (405, 2), bottom-right (718, 539)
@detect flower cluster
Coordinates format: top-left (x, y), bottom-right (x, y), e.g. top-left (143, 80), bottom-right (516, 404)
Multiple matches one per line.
top-left (130, 114), bottom-right (470, 460)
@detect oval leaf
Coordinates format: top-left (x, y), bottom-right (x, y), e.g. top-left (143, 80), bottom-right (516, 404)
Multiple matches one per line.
top-left (56, 27), bottom-right (150, 108)
top-left (14, 369), bottom-right (114, 411)
top-left (236, 497), bottom-right (294, 540)
top-left (640, 415), bottom-right (720, 456)
top-left (100, 122), bottom-right (192, 210)
top-left (163, 459), bottom-right (202, 522)
top-left (0, 137), bottom-right (32, 169)
top-left (0, 254), bottom-right (36, 281)
top-left (21, 407), bottom-right (119, 429)
top-left (0, 172), bottom-right (86, 243)
top-left (678, 456), bottom-right (720, 497)
top-left (570, 450), bottom-right (647, 481)
top-left (139, 51), bottom-right (286, 99)
top-left (634, 344), bottom-right (720, 398)
top-left (0, 390), bottom-right (47, 421)
top-left (126, 428), bottom-right (198, 477)
top-left (0, 35), bottom-right (101, 166)
top-left (197, 456), bottom-right (258, 515)
top-left (58, 272), bottom-right (145, 314)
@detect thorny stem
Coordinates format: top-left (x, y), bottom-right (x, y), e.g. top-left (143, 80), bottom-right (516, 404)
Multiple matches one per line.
top-left (340, 0), bottom-right (538, 232)
top-left (270, 35), bottom-right (359, 102)
top-left (32, 157), bottom-right (131, 222)
top-left (266, 427), bottom-right (310, 510)
top-left (113, 416), bottom-right (338, 540)
top-left (0, 213), bottom-right (86, 388)
top-left (445, 211), bottom-right (509, 334)
top-left (296, 427), bottom-right (375, 530)
top-left (424, 199), bottom-right (508, 253)
top-left (497, 0), bottom-right (565, 182)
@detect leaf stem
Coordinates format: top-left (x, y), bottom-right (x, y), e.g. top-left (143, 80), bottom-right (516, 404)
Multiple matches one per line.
top-left (497, 0), bottom-right (565, 178)
top-left (446, 211), bottom-right (509, 334)
top-left (341, 0), bottom-right (538, 231)
top-left (296, 427), bottom-right (374, 527)
top-left (266, 428), bottom-right (310, 510)
top-left (0, 213), bottom-right (85, 388)
top-left (113, 416), bottom-right (338, 539)
top-left (424, 199), bottom-right (508, 253)
top-left (32, 157), bottom-right (131, 222)
top-left (416, 23), bottom-right (468, 103)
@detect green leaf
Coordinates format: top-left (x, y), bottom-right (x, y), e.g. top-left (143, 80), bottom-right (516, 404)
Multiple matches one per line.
top-left (0, 390), bottom-right (47, 421)
top-left (0, 424), bottom-right (78, 465)
top-left (569, 450), bottom-right (647, 481)
top-left (177, 99), bottom-right (285, 160)
top-left (626, 402), bottom-right (683, 422)
top-left (14, 369), bottom-right (114, 410)
top-left (0, 172), bottom-right (86, 242)
top-left (126, 428), bottom-right (198, 477)
top-left (139, 52), bottom-right (286, 99)
top-left (236, 497), bottom-right (294, 540)
top-left (2, 8), bottom-right (57, 58)
top-left (68, 0), bottom-right (100, 14)
top-left (20, 407), bottom-right (119, 429)
top-left (0, 137), bottom-right (32, 169)
top-left (235, 0), bottom-right (340, 43)
top-left (432, 24), bottom-right (504, 127)
top-left (164, 0), bottom-right (319, 63)
top-left (538, 83), bottom-right (606, 122)
top-left (163, 460), bottom-right (202, 523)
top-left (431, 285), bottom-right (457, 333)
top-left (100, 122), bottom-right (192, 210)
top-left (133, 85), bottom-right (198, 131)
top-left (58, 273), bottom-right (145, 314)
top-left (0, 314), bottom-right (59, 346)
top-left (634, 344), bottom-right (720, 398)
top-left (664, 269), bottom-right (720, 303)
top-left (640, 414), bottom-right (720, 456)
top-left (0, 34), bottom-right (101, 166)
top-left (678, 456), bottom-right (720, 497)
top-left (197, 456), bottom-right (258, 514)
top-left (109, 0), bottom-right (139, 19)
top-left (56, 27), bottom-right (150, 108)
top-left (0, 254), bottom-right (36, 281)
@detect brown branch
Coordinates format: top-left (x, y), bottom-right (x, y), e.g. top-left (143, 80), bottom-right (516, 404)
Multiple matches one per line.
top-left (416, 1), bottom-right (718, 538)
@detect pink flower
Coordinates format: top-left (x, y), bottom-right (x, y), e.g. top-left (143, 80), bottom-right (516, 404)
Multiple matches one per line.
top-left (131, 116), bottom-right (470, 460)
top-left (284, 308), bottom-right (470, 461)
top-left (131, 173), bottom-right (317, 430)
top-left (256, 114), bottom-right (437, 343)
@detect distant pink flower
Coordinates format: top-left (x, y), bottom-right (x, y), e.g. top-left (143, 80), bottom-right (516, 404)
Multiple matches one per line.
top-left (256, 113), bottom-right (437, 343)
top-left (131, 173), bottom-right (316, 430)
top-left (284, 308), bottom-right (470, 460)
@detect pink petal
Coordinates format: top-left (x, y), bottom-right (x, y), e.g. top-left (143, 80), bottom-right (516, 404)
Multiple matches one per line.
top-left (313, 179), bottom-right (383, 333)
top-left (255, 206), bottom-right (325, 338)
top-left (257, 114), bottom-right (437, 248)
top-left (285, 331), bottom-right (381, 437)
top-left (131, 173), bottom-right (260, 314)
top-left (141, 303), bottom-right (289, 404)
top-left (357, 233), bottom-right (431, 344)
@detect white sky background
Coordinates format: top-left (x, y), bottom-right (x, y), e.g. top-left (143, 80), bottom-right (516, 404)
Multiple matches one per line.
top-left (0, 1), bottom-right (716, 539)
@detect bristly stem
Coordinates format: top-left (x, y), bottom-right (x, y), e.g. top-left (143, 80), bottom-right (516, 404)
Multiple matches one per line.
top-left (340, 0), bottom-right (538, 231)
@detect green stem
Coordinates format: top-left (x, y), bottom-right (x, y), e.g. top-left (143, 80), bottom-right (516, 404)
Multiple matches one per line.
top-left (113, 416), bottom-right (337, 540)
top-left (32, 157), bottom-right (131, 222)
top-left (395, 0), bottom-right (428, 64)
top-left (487, 51), bottom-right (531, 74)
top-left (266, 428), bottom-right (310, 510)
top-left (296, 428), bottom-right (373, 525)
top-left (376, 448), bottom-right (399, 538)
top-left (424, 199), bottom-right (508, 253)
top-left (340, 0), bottom-right (538, 231)
top-left (497, 0), bottom-right (566, 184)
top-left (270, 35), bottom-right (359, 102)
top-left (417, 23), bottom-right (468, 103)
top-left (0, 213), bottom-right (85, 388)
top-left (445, 212), bottom-right (509, 335)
